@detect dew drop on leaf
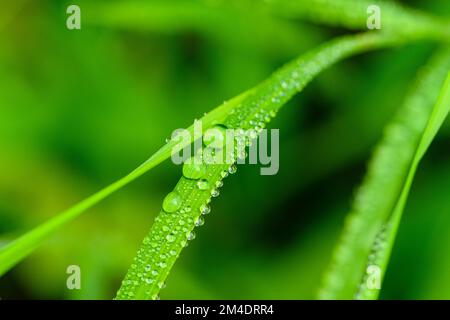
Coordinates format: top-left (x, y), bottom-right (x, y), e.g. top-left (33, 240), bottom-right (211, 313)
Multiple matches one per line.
top-left (211, 188), bottom-right (220, 197)
top-left (195, 216), bottom-right (205, 227)
top-left (158, 282), bottom-right (166, 289)
top-left (166, 233), bottom-right (176, 242)
top-left (204, 125), bottom-right (228, 148)
top-left (187, 231), bottom-right (196, 241)
top-left (200, 204), bottom-right (211, 215)
top-left (197, 179), bottom-right (209, 190)
top-left (228, 164), bottom-right (237, 174)
top-left (182, 157), bottom-right (207, 179)
top-left (162, 191), bottom-right (182, 213)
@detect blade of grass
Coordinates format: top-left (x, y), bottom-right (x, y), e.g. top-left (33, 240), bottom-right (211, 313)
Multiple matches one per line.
top-left (319, 47), bottom-right (450, 299)
top-left (0, 32), bottom-right (417, 280)
top-left (266, 0), bottom-right (450, 41)
top-left (83, 0), bottom-right (319, 56)
top-left (115, 32), bottom-right (408, 300)
top-left (360, 70), bottom-right (450, 300)
top-left (0, 90), bottom-right (252, 276)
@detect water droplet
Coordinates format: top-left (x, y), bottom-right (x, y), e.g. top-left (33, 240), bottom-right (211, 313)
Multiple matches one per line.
top-left (211, 188), bottom-right (220, 197)
top-left (187, 231), bottom-right (196, 241)
top-left (220, 170), bottom-right (229, 178)
top-left (145, 278), bottom-right (154, 284)
top-left (215, 180), bottom-right (223, 188)
top-left (195, 216), bottom-right (205, 227)
top-left (162, 191), bottom-right (182, 213)
top-left (158, 282), bottom-right (166, 289)
top-left (204, 125), bottom-right (228, 148)
top-left (159, 262), bottom-right (167, 269)
top-left (183, 157), bottom-right (207, 179)
top-left (237, 150), bottom-right (247, 159)
top-left (170, 250), bottom-right (177, 256)
top-left (144, 265), bottom-right (151, 272)
top-left (249, 129), bottom-right (257, 139)
top-left (228, 164), bottom-right (237, 174)
top-left (200, 204), bottom-right (211, 215)
top-left (197, 179), bottom-right (209, 190)
top-left (151, 270), bottom-right (159, 276)
top-left (166, 233), bottom-right (176, 242)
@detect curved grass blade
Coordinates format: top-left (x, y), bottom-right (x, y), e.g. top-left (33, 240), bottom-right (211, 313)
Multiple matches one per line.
top-left (0, 33), bottom-right (400, 276)
top-left (84, 0), bottom-right (318, 56)
top-left (0, 32), bottom-right (415, 281)
top-left (0, 90), bottom-right (252, 276)
top-left (266, 0), bottom-right (450, 41)
top-left (115, 32), bottom-right (406, 300)
top-left (319, 47), bottom-right (450, 300)
top-left (359, 70), bottom-right (450, 300)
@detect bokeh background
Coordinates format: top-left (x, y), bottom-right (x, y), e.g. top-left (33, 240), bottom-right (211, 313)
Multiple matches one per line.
top-left (1, 0), bottom-right (450, 299)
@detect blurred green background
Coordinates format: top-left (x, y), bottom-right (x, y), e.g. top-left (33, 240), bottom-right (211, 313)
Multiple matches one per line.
top-left (1, 0), bottom-right (450, 299)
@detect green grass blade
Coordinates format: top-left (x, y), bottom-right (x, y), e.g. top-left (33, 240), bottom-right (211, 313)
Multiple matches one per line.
top-left (0, 90), bottom-right (251, 276)
top-left (319, 47), bottom-right (450, 300)
top-left (0, 32), bottom-right (415, 281)
top-left (115, 33), bottom-right (406, 300)
top-left (84, 0), bottom-right (318, 56)
top-left (86, 0), bottom-right (450, 44)
top-left (267, 0), bottom-right (450, 41)
top-left (359, 70), bottom-right (450, 300)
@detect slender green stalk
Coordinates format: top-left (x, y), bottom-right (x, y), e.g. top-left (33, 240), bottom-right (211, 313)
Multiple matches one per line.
top-left (319, 48), bottom-right (450, 299)
top-left (0, 90), bottom-right (251, 276)
top-left (267, 0), bottom-right (450, 41)
top-left (116, 32), bottom-right (407, 299)
top-left (0, 31), bottom-right (435, 288)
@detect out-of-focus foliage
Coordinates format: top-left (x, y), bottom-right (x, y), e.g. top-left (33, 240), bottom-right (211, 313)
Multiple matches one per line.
top-left (1, 0), bottom-right (450, 299)
top-left (320, 50), bottom-right (450, 299)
